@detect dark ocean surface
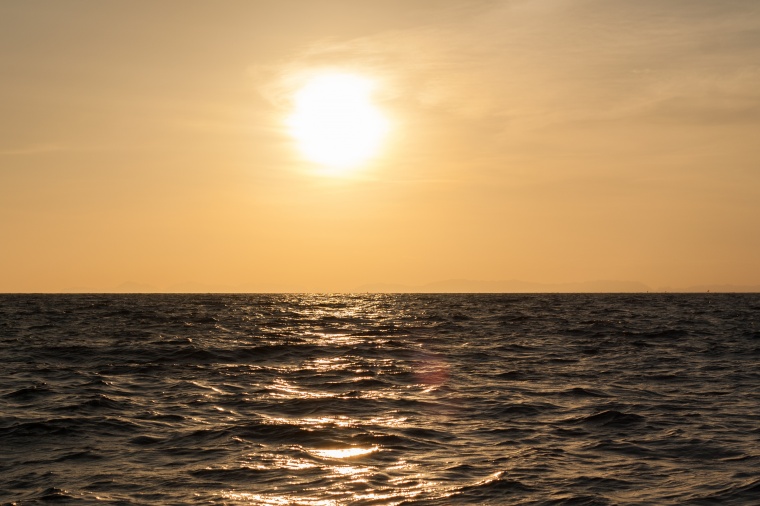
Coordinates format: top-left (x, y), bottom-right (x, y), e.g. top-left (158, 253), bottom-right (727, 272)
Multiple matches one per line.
top-left (1, 293), bottom-right (759, 505)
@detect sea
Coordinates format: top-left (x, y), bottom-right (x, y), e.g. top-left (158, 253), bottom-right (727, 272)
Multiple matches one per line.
top-left (1, 293), bottom-right (759, 505)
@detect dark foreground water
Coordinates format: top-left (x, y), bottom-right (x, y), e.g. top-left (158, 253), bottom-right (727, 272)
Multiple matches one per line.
top-left (1, 294), bottom-right (759, 505)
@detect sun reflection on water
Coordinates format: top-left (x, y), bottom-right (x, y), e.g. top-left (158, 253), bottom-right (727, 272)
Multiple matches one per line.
top-left (332, 464), bottom-right (371, 476)
top-left (259, 413), bottom-right (408, 429)
top-left (215, 295), bottom-right (461, 504)
top-left (308, 446), bottom-right (378, 459)
top-left (269, 378), bottom-right (333, 398)
top-left (221, 491), bottom-right (339, 505)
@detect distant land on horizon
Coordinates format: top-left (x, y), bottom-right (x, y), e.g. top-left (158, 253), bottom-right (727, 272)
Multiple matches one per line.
top-left (354, 279), bottom-right (760, 293)
top-left (25, 279), bottom-right (760, 294)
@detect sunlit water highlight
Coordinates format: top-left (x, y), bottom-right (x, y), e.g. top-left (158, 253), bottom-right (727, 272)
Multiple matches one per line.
top-left (1, 293), bottom-right (759, 504)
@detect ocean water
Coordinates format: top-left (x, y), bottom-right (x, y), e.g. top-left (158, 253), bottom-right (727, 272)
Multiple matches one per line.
top-left (1, 293), bottom-right (759, 505)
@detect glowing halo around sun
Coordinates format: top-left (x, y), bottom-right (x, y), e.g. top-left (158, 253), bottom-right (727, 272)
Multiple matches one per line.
top-left (287, 73), bottom-right (389, 172)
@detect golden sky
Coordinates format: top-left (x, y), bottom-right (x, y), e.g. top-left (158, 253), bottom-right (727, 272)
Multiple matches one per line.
top-left (2, 0), bottom-right (759, 292)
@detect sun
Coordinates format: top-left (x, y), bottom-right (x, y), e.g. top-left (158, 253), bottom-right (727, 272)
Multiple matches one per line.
top-left (287, 73), bottom-right (389, 172)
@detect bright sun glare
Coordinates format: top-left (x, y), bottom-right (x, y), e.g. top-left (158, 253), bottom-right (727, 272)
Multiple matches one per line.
top-left (288, 73), bottom-right (389, 171)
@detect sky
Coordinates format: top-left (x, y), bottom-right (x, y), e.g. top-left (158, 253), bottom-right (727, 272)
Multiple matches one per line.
top-left (1, 0), bottom-right (759, 292)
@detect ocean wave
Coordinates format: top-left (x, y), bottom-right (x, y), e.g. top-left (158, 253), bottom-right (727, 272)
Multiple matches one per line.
top-left (1, 293), bottom-right (758, 505)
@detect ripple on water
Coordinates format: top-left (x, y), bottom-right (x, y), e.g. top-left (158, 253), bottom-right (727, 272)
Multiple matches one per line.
top-left (0, 293), bottom-right (758, 504)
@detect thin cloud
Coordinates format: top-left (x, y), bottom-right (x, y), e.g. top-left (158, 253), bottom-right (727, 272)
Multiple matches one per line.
top-left (0, 144), bottom-right (72, 156)
top-left (268, 0), bottom-right (760, 131)
top-left (0, 143), bottom-right (113, 157)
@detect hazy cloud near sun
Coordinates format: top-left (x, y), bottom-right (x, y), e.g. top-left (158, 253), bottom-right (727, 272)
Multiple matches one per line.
top-left (269, 0), bottom-right (760, 132)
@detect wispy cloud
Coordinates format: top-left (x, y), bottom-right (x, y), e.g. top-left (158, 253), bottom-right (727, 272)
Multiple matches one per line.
top-left (0, 143), bottom-right (117, 157)
top-left (267, 0), bottom-right (760, 131)
top-left (0, 144), bottom-right (71, 156)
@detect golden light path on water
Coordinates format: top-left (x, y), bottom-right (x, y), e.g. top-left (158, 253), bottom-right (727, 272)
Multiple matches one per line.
top-left (214, 325), bottom-right (455, 505)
